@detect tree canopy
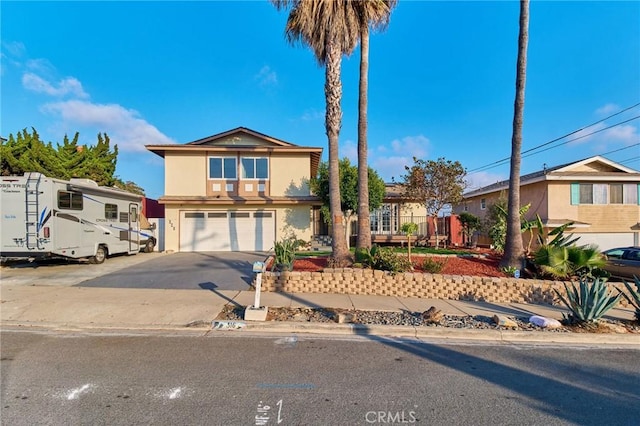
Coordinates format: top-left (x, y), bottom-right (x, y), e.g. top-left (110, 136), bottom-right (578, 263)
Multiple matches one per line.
top-left (0, 128), bottom-right (144, 195)
top-left (402, 157), bottom-right (467, 219)
top-left (311, 158), bottom-right (385, 223)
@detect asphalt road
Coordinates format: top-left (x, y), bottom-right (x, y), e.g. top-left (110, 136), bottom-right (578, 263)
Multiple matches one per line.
top-left (2, 330), bottom-right (639, 425)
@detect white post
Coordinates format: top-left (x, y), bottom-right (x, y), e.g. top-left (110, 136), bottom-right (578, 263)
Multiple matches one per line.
top-left (254, 272), bottom-right (262, 309)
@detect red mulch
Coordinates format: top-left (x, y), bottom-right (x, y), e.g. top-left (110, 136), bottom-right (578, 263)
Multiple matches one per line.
top-left (288, 253), bottom-right (506, 278)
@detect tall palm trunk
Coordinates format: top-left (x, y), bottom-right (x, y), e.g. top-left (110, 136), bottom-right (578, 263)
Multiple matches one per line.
top-left (356, 21), bottom-right (371, 250)
top-left (325, 33), bottom-right (349, 261)
top-left (501, 0), bottom-right (529, 269)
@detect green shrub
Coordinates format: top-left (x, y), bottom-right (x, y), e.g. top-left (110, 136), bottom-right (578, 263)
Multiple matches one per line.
top-left (422, 257), bottom-right (445, 274)
top-left (272, 238), bottom-right (301, 271)
top-left (354, 246), bottom-right (376, 266)
top-left (622, 276), bottom-right (640, 322)
top-left (371, 246), bottom-right (412, 273)
top-left (501, 266), bottom-right (518, 276)
top-left (554, 277), bottom-right (623, 324)
top-left (534, 244), bottom-right (607, 280)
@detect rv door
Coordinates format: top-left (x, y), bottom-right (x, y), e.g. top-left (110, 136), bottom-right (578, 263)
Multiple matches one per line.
top-left (129, 203), bottom-right (140, 253)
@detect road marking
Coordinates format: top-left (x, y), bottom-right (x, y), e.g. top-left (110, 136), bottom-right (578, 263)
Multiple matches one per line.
top-left (274, 336), bottom-right (298, 347)
top-left (168, 388), bottom-right (182, 399)
top-left (66, 384), bottom-right (94, 400)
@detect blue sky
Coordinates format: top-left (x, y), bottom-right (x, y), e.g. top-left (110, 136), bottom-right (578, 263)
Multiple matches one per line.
top-left (2, 1), bottom-right (639, 199)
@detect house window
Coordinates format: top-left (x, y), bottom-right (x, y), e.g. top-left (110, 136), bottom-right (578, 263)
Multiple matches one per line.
top-left (241, 157), bottom-right (269, 179)
top-left (58, 191), bottom-right (83, 210)
top-left (623, 183), bottom-right (638, 204)
top-left (610, 184), bottom-right (623, 204)
top-left (480, 198), bottom-right (486, 210)
top-left (105, 203), bottom-right (118, 219)
top-left (369, 204), bottom-right (398, 234)
top-left (573, 183), bottom-right (633, 205)
top-left (209, 157), bottom-right (237, 179)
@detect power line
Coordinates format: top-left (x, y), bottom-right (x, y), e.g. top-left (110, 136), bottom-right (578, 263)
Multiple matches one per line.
top-left (519, 115), bottom-right (640, 159)
top-left (467, 102), bottom-right (640, 173)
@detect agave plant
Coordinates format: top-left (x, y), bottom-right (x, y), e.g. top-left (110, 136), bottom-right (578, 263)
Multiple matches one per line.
top-left (622, 276), bottom-right (640, 322)
top-left (554, 277), bottom-right (623, 324)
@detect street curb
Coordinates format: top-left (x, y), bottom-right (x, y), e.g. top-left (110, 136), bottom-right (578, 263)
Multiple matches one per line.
top-left (5, 320), bottom-right (638, 347)
top-left (239, 321), bottom-right (640, 346)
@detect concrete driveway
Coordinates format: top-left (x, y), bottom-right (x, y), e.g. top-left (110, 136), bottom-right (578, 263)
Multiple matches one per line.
top-left (76, 252), bottom-right (269, 290)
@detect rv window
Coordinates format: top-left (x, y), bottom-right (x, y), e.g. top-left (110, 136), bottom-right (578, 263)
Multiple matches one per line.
top-left (120, 212), bottom-right (129, 222)
top-left (58, 191), bottom-right (83, 210)
top-left (130, 207), bottom-right (138, 222)
top-left (105, 204), bottom-right (118, 219)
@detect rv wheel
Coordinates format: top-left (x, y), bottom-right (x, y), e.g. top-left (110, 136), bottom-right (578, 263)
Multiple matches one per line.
top-left (144, 239), bottom-right (156, 253)
top-left (89, 246), bottom-right (107, 264)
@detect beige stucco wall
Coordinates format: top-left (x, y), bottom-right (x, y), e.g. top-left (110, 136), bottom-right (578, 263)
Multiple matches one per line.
top-left (270, 154), bottom-right (310, 196)
top-left (165, 153), bottom-right (206, 196)
top-left (164, 206), bottom-right (181, 252)
top-left (275, 205), bottom-right (313, 242)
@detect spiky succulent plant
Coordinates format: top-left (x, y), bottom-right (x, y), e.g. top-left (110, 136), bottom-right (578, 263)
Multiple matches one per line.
top-left (554, 277), bottom-right (623, 324)
top-left (622, 276), bottom-right (640, 322)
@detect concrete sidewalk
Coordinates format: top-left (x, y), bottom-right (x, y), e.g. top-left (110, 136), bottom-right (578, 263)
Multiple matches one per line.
top-left (1, 283), bottom-right (638, 345)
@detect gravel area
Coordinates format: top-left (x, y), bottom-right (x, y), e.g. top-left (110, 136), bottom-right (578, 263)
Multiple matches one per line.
top-left (216, 305), bottom-right (640, 334)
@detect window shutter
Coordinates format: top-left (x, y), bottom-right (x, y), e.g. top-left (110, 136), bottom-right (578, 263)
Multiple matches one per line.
top-left (570, 183), bottom-right (580, 205)
top-left (637, 184), bottom-right (640, 205)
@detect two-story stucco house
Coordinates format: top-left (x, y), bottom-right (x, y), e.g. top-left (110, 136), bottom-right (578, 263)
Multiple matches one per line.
top-left (146, 127), bottom-right (322, 252)
top-left (455, 156), bottom-right (640, 251)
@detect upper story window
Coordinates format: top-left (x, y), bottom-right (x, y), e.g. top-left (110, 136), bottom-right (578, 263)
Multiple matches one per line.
top-left (480, 198), bottom-right (486, 210)
top-left (58, 191), bottom-right (83, 210)
top-left (572, 183), bottom-right (638, 205)
top-left (241, 157), bottom-right (269, 179)
top-left (209, 157), bottom-right (237, 180)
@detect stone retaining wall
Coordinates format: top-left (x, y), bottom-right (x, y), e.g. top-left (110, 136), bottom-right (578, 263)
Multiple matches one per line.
top-left (258, 269), bottom-right (632, 308)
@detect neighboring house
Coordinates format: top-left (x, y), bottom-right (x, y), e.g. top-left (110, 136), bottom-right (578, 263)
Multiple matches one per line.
top-left (343, 184), bottom-right (464, 246)
top-left (455, 156), bottom-right (640, 251)
top-left (146, 127), bottom-right (322, 252)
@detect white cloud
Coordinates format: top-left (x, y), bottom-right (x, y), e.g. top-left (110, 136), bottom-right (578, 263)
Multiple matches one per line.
top-left (42, 100), bottom-right (175, 151)
top-left (568, 122), bottom-right (606, 145)
top-left (340, 139), bottom-right (358, 163)
top-left (369, 134), bottom-right (430, 181)
top-left (602, 124), bottom-right (638, 144)
top-left (595, 103), bottom-right (619, 116)
top-left (22, 72), bottom-right (89, 98)
top-left (2, 41), bottom-right (25, 57)
top-left (255, 65), bottom-right (277, 87)
top-left (301, 108), bottom-right (324, 121)
top-left (465, 171), bottom-right (506, 192)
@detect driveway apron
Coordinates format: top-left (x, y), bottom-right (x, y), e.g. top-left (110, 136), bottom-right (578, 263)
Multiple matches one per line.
top-left (76, 252), bottom-right (269, 290)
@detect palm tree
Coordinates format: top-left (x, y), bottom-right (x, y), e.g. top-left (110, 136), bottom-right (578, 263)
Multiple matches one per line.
top-left (272, 0), bottom-right (359, 262)
top-left (501, 0), bottom-right (530, 269)
top-left (353, 0), bottom-right (397, 250)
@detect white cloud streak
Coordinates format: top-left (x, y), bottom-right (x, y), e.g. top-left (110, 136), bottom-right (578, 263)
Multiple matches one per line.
top-left (465, 171), bottom-right (506, 192)
top-left (23, 72), bottom-right (89, 98)
top-left (339, 134), bottom-right (431, 182)
top-left (595, 103), bottom-right (619, 116)
top-left (255, 65), bottom-right (277, 87)
top-left (42, 100), bottom-right (175, 151)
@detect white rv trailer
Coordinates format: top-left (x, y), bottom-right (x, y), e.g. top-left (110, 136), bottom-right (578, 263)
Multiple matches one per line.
top-left (1, 172), bottom-right (148, 263)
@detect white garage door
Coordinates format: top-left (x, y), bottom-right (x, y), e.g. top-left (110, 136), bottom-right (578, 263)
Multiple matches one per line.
top-left (180, 211), bottom-right (275, 252)
top-left (572, 233), bottom-right (635, 251)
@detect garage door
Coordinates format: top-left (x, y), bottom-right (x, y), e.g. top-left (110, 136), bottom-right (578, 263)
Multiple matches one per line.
top-left (180, 211), bottom-right (275, 252)
top-left (572, 233), bottom-right (635, 251)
